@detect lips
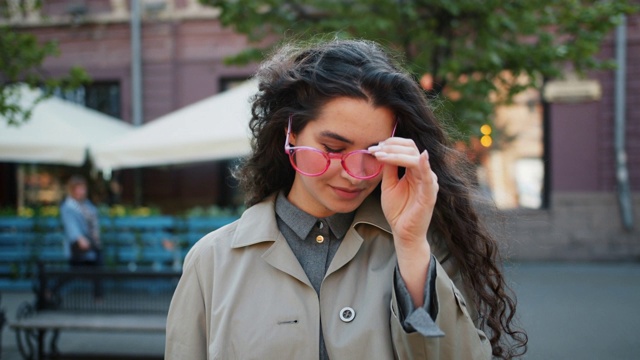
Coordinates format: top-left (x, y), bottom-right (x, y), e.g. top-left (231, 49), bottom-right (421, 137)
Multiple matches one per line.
top-left (332, 186), bottom-right (363, 200)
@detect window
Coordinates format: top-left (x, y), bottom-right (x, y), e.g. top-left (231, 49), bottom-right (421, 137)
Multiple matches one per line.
top-left (475, 87), bottom-right (545, 209)
top-left (54, 81), bottom-right (121, 118)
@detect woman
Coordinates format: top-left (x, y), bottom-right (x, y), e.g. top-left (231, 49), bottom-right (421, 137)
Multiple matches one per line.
top-left (166, 38), bottom-right (527, 359)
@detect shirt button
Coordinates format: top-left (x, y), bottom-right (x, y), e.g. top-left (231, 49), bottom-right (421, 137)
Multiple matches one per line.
top-left (316, 235), bottom-right (324, 244)
top-left (339, 307), bottom-right (355, 323)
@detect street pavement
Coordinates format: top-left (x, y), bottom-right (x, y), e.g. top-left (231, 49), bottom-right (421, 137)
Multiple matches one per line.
top-left (506, 261), bottom-right (640, 360)
top-left (1, 261), bottom-right (639, 359)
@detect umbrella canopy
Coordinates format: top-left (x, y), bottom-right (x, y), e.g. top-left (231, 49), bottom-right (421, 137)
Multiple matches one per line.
top-left (91, 79), bottom-right (257, 170)
top-left (0, 85), bottom-right (133, 166)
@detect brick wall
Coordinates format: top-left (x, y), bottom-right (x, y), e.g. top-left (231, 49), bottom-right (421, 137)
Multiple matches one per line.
top-left (524, 13), bottom-right (640, 261)
top-left (494, 193), bottom-right (640, 261)
top-left (551, 13), bottom-right (639, 193)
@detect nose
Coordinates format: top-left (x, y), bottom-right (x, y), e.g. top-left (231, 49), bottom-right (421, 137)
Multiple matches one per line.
top-left (337, 163), bottom-right (365, 184)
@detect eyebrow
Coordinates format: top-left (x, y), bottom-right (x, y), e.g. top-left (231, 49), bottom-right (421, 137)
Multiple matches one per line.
top-left (318, 130), bottom-right (354, 145)
top-left (318, 130), bottom-right (384, 149)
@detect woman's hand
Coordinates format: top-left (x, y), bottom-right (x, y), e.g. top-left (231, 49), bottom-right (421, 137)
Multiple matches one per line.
top-left (369, 137), bottom-right (439, 306)
top-left (369, 137), bottom-right (438, 242)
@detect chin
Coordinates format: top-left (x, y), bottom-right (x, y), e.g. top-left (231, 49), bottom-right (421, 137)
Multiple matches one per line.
top-left (326, 198), bottom-right (365, 214)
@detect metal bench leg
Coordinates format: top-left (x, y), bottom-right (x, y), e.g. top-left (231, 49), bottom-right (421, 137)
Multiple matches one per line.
top-left (0, 304), bottom-right (5, 360)
top-left (15, 302), bottom-right (37, 360)
top-left (49, 330), bottom-right (60, 356)
top-left (15, 328), bottom-right (35, 360)
top-left (37, 330), bottom-right (44, 360)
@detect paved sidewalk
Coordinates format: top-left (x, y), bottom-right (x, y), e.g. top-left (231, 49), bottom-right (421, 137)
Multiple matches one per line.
top-left (1, 261), bottom-right (639, 359)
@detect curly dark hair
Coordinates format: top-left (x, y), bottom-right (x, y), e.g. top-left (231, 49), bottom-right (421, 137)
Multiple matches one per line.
top-left (235, 37), bottom-right (527, 359)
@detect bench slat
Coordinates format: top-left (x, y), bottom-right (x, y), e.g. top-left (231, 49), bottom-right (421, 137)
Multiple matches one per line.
top-left (10, 312), bottom-right (167, 332)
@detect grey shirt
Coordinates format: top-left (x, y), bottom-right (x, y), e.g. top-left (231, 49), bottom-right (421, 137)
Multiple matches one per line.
top-left (275, 192), bottom-right (439, 359)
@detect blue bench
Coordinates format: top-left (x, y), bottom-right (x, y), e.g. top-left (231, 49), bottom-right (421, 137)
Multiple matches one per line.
top-left (0, 218), bottom-right (36, 290)
top-left (0, 215), bottom-right (239, 289)
top-left (110, 216), bottom-right (177, 270)
top-left (182, 216), bottom-right (238, 255)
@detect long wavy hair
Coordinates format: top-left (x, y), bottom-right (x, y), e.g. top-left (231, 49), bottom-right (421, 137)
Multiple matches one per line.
top-left (235, 38), bottom-right (527, 359)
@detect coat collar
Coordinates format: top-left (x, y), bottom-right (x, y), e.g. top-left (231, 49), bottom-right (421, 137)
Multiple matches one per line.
top-left (231, 193), bottom-right (392, 250)
top-left (231, 193), bottom-right (311, 286)
top-left (230, 193), bottom-right (393, 285)
top-left (231, 193), bottom-right (282, 248)
top-left (351, 194), bottom-right (392, 234)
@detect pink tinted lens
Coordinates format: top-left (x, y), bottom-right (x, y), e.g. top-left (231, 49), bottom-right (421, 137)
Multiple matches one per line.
top-left (343, 151), bottom-right (382, 178)
top-left (290, 148), bottom-right (329, 176)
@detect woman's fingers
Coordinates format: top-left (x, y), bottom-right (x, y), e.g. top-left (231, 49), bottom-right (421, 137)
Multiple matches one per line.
top-left (369, 137), bottom-right (418, 155)
top-left (369, 137), bottom-right (421, 168)
top-left (374, 137), bottom-right (438, 200)
top-left (380, 149), bottom-right (438, 240)
top-left (419, 151), bottom-right (439, 201)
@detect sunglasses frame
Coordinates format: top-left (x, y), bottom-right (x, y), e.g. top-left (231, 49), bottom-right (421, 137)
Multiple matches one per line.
top-left (284, 115), bottom-right (397, 180)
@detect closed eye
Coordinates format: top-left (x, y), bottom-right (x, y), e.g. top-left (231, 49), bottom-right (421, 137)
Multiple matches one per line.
top-left (323, 145), bottom-right (344, 153)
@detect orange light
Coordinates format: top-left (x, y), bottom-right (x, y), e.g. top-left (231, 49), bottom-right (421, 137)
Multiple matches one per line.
top-left (420, 74), bottom-right (433, 91)
top-left (480, 124), bottom-right (492, 135)
top-left (480, 135), bottom-right (493, 147)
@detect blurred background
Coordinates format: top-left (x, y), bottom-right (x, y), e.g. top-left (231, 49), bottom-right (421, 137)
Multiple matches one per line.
top-left (0, 0), bottom-right (639, 359)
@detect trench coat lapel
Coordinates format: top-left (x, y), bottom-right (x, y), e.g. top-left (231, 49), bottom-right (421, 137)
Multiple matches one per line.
top-left (231, 194), bottom-right (312, 288)
top-left (326, 195), bottom-right (392, 277)
top-left (261, 236), bottom-right (312, 288)
top-left (325, 227), bottom-right (363, 277)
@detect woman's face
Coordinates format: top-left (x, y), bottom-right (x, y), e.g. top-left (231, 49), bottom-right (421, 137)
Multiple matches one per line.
top-left (287, 97), bottom-right (395, 218)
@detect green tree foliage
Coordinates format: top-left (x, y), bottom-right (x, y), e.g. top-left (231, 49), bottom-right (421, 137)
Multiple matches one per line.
top-left (1, 2), bottom-right (90, 126)
top-left (201, 0), bottom-right (637, 138)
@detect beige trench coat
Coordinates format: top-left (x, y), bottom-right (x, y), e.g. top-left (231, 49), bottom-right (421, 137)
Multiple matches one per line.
top-left (165, 195), bottom-right (491, 359)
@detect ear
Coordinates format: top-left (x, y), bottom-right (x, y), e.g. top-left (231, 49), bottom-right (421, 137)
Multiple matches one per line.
top-left (286, 126), bottom-right (297, 146)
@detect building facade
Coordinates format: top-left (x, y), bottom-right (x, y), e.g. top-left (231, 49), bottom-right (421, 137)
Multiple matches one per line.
top-left (501, 13), bottom-right (640, 260)
top-left (1, 0), bottom-right (257, 213)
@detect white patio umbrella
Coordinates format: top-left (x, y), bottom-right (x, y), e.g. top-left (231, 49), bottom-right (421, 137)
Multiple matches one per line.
top-left (91, 79), bottom-right (257, 171)
top-left (0, 85), bottom-right (133, 166)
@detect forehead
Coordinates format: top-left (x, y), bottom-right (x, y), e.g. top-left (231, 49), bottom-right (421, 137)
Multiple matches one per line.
top-left (302, 97), bottom-right (395, 143)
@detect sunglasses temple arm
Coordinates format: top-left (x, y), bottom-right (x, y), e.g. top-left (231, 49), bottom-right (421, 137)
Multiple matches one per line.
top-left (285, 116), bottom-right (293, 152)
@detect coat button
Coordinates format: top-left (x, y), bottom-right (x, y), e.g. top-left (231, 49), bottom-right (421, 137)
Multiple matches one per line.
top-left (316, 235), bottom-right (324, 244)
top-left (339, 307), bottom-right (355, 323)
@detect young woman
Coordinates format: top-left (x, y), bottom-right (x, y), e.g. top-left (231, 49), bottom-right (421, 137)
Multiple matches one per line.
top-left (166, 38), bottom-right (527, 359)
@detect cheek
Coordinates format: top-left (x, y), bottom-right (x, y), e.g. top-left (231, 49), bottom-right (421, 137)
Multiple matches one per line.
top-left (364, 177), bottom-right (382, 192)
top-left (298, 173), bottom-right (325, 193)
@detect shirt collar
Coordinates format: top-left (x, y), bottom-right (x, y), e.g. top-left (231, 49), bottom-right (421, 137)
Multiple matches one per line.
top-left (275, 191), bottom-right (354, 240)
